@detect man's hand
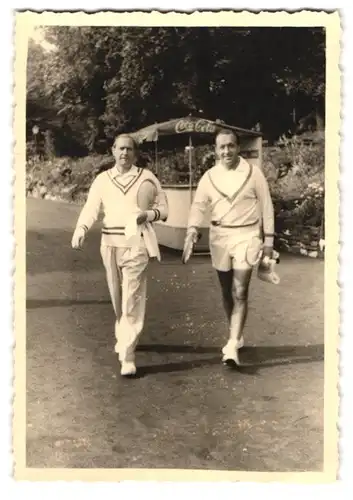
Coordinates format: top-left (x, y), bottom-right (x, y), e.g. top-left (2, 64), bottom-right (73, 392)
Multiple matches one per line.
top-left (71, 227), bottom-right (86, 250)
top-left (258, 246), bottom-right (274, 271)
top-left (257, 248), bottom-right (280, 284)
top-left (136, 211), bottom-right (148, 225)
top-left (259, 247), bottom-right (280, 269)
top-left (182, 229), bottom-right (199, 264)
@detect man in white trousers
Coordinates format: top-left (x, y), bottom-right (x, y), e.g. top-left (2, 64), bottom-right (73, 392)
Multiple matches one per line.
top-left (71, 134), bottom-right (168, 376)
top-left (183, 129), bottom-right (275, 367)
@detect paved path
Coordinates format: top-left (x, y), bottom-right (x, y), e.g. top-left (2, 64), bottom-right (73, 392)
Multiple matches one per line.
top-left (26, 198), bottom-right (324, 471)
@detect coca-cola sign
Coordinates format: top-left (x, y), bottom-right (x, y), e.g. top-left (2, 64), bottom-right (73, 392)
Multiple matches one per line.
top-left (175, 119), bottom-right (217, 134)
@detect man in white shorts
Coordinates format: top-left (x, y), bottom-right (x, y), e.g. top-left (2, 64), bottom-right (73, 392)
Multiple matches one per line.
top-left (71, 134), bottom-right (168, 376)
top-left (183, 129), bottom-right (275, 366)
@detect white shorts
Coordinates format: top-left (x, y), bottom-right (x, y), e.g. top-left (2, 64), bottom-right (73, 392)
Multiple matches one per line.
top-left (209, 224), bottom-right (263, 272)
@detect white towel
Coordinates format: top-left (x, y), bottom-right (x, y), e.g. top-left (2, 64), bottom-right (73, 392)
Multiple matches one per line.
top-left (142, 223), bottom-right (161, 261)
top-left (125, 214), bottom-right (161, 262)
top-left (125, 216), bottom-right (142, 247)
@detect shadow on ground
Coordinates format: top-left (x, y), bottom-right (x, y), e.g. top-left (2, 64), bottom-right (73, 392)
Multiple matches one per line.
top-left (134, 343), bottom-right (324, 377)
top-left (26, 198), bottom-right (325, 472)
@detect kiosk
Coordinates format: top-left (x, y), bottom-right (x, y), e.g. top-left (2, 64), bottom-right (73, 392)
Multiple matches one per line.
top-left (130, 117), bottom-right (263, 252)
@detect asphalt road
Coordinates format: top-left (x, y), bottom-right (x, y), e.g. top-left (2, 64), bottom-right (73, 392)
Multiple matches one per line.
top-left (26, 198), bottom-right (324, 471)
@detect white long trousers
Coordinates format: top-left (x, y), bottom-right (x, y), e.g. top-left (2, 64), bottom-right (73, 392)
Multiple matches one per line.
top-left (100, 244), bottom-right (149, 363)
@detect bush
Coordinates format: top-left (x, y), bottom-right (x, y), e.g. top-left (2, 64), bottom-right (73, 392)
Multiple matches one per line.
top-left (26, 134), bottom-right (325, 229)
top-left (262, 134), bottom-right (324, 227)
top-left (263, 135), bottom-right (324, 198)
top-left (26, 154), bottom-right (112, 202)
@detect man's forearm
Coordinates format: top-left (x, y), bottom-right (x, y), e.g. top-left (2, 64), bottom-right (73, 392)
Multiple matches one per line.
top-left (75, 182), bottom-right (101, 232)
top-left (263, 231), bottom-right (274, 247)
top-left (262, 199), bottom-right (275, 247)
top-left (186, 176), bottom-right (209, 232)
top-left (146, 190), bottom-right (169, 223)
top-left (146, 204), bottom-right (168, 223)
top-left (187, 200), bottom-right (208, 232)
top-left (254, 166), bottom-right (275, 247)
top-left (76, 205), bottom-right (99, 233)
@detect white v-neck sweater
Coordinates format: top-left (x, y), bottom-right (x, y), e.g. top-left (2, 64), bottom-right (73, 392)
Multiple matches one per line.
top-left (187, 157), bottom-right (275, 245)
top-left (75, 165), bottom-right (168, 247)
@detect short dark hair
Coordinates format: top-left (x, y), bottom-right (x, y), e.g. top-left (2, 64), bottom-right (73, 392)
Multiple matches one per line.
top-left (113, 134), bottom-right (139, 151)
top-left (215, 128), bottom-right (239, 145)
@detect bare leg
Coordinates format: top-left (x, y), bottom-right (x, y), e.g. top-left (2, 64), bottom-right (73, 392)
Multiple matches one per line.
top-left (222, 267), bottom-right (253, 364)
top-left (229, 267), bottom-right (253, 344)
top-left (216, 269), bottom-right (234, 325)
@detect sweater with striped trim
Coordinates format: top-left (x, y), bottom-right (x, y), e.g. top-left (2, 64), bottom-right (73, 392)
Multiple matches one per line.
top-left (187, 157), bottom-right (275, 246)
top-left (75, 165), bottom-right (168, 248)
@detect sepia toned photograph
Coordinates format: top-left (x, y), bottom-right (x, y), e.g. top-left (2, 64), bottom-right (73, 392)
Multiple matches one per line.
top-left (13, 10), bottom-right (340, 482)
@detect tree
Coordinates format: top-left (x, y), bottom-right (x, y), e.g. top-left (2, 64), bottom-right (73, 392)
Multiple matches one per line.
top-left (27, 26), bottom-right (326, 154)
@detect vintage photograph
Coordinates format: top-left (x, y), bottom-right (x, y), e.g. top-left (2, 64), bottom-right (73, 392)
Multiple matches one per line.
top-left (14, 11), bottom-right (340, 481)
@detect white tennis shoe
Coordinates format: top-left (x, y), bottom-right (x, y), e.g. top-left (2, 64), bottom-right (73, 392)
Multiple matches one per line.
top-left (222, 336), bottom-right (244, 365)
top-left (120, 361), bottom-right (137, 377)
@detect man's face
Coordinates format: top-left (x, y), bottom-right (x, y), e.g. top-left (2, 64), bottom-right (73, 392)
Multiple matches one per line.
top-left (215, 133), bottom-right (239, 167)
top-left (112, 137), bottom-right (136, 168)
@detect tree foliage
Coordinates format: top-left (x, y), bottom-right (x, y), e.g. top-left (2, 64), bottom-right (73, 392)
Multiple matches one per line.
top-left (27, 26), bottom-right (325, 155)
